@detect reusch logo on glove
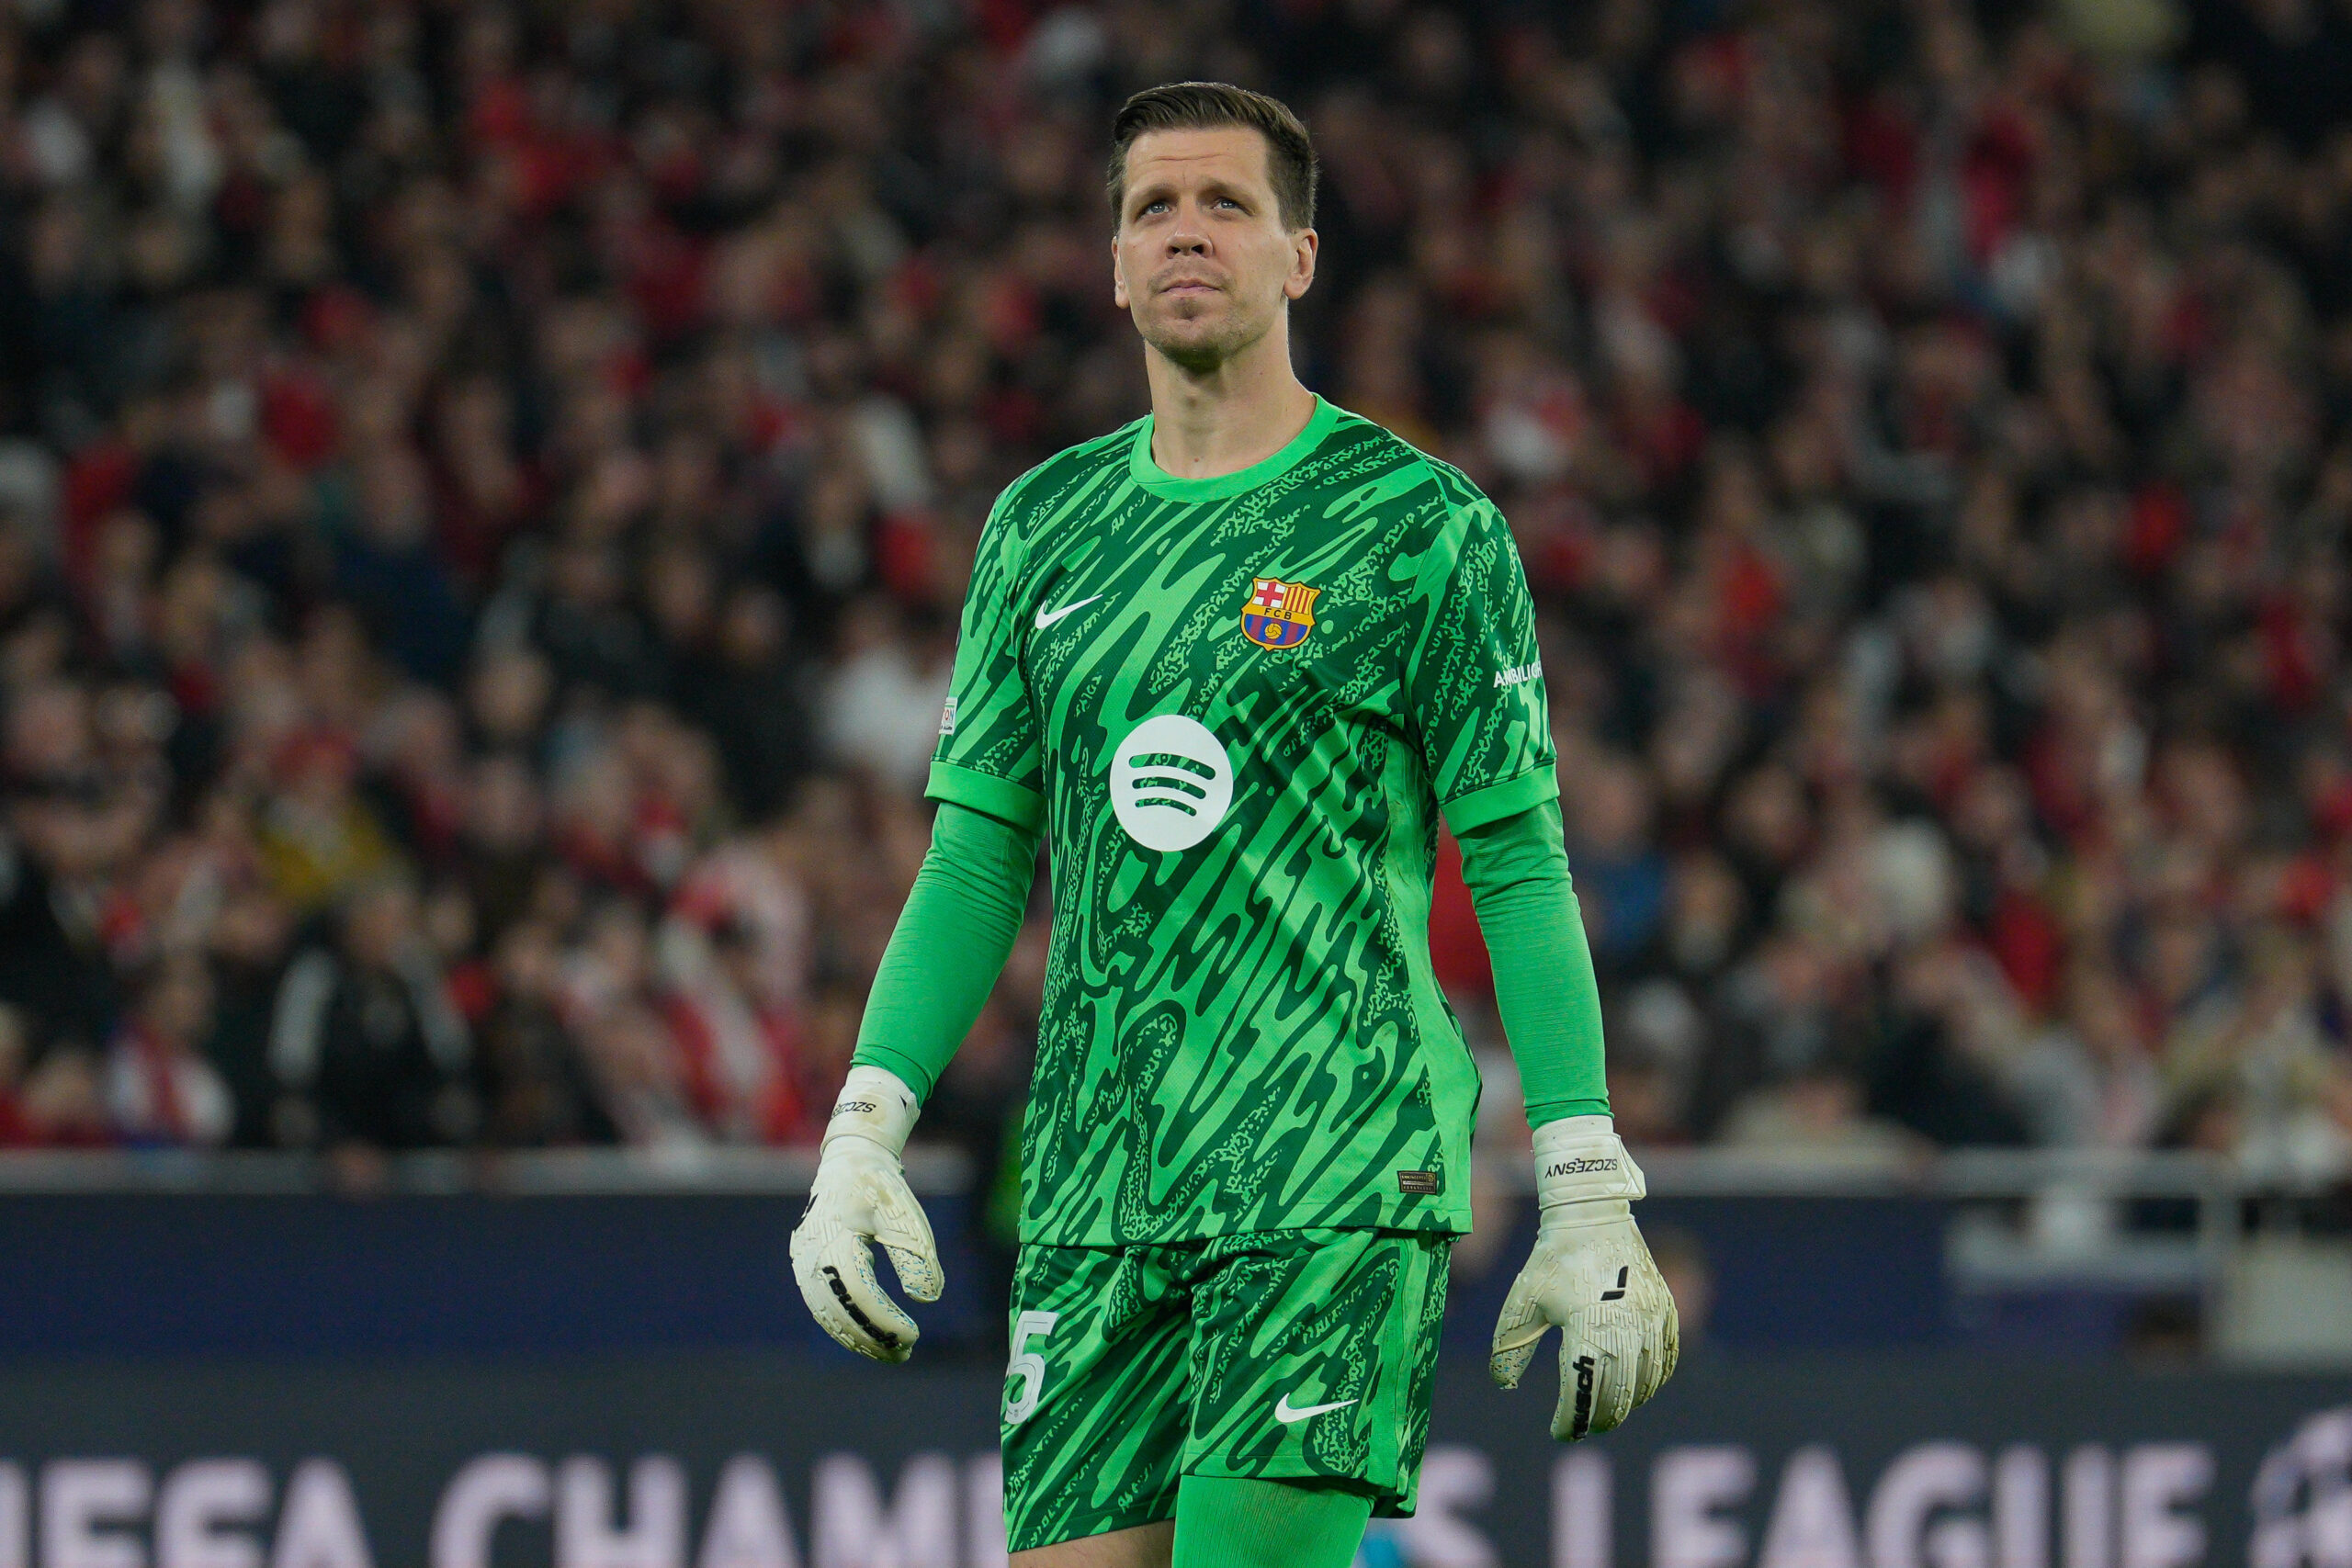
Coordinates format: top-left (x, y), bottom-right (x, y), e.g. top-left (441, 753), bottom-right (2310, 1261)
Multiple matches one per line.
top-left (1569, 1354), bottom-right (1597, 1439)
top-left (822, 1266), bottom-right (901, 1354)
top-left (1544, 1156), bottom-right (1621, 1179)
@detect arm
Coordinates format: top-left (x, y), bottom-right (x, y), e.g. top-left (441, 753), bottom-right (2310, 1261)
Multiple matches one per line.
top-left (854, 460), bottom-right (1046, 1105)
top-left (793, 472), bottom-right (1045, 1363)
top-left (1473, 796), bottom-right (1679, 1436)
top-left (1398, 468), bottom-right (1676, 1437)
top-left (1454, 796), bottom-right (1609, 1127)
top-left (791, 798), bottom-right (1037, 1363)
top-left (850, 799), bottom-right (1040, 1102)
top-left (1463, 799), bottom-right (1679, 1433)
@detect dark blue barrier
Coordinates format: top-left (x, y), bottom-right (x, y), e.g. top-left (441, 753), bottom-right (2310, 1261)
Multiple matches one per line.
top-left (0, 1191), bottom-right (983, 1357)
top-left (1450, 1195), bottom-right (1955, 1354)
top-left (0, 1184), bottom-right (2174, 1359)
top-left (0, 1355), bottom-right (2341, 1565)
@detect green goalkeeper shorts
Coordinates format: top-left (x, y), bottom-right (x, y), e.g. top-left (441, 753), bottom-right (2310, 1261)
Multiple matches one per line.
top-left (999, 1226), bottom-right (1453, 1552)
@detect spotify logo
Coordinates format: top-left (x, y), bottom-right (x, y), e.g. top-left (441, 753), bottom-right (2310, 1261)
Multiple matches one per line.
top-left (1111, 714), bottom-right (1233, 852)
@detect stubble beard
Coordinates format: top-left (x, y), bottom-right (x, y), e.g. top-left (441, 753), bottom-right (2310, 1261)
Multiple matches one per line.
top-left (1139, 293), bottom-right (1274, 376)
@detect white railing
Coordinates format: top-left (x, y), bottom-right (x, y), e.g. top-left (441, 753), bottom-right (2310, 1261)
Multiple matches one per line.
top-left (0, 1145), bottom-right (942, 1193)
top-left (0, 1142), bottom-right (2315, 1202)
top-left (1628, 1145), bottom-right (2248, 1199)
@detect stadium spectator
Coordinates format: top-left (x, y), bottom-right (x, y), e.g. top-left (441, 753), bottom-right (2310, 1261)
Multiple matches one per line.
top-left (267, 873), bottom-right (472, 1153)
top-left (104, 952), bottom-right (232, 1146)
top-left (0, 1005), bottom-right (43, 1145)
top-left (0, 0), bottom-right (2336, 1199)
top-left (475, 915), bottom-right (615, 1147)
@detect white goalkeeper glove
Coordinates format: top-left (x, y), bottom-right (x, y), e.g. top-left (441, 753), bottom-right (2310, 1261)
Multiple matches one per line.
top-left (1490, 1116), bottom-right (1679, 1438)
top-left (789, 1066), bottom-right (944, 1361)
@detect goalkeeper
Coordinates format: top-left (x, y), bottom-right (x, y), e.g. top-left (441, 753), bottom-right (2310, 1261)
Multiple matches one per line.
top-left (792, 80), bottom-right (1677, 1567)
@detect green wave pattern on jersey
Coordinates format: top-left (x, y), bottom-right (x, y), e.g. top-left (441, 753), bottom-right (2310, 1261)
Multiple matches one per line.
top-left (931, 396), bottom-right (1556, 1246)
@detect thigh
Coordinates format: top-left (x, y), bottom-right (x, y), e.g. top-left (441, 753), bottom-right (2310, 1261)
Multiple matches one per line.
top-left (1179, 1229), bottom-right (1453, 1517)
top-left (1010, 1519), bottom-right (1173, 1568)
top-left (1002, 1243), bottom-right (1193, 1553)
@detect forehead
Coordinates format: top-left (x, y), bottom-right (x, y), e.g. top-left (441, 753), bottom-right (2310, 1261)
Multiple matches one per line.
top-left (1119, 125), bottom-right (1274, 203)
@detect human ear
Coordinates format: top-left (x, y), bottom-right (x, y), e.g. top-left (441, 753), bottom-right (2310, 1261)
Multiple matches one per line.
top-left (1283, 228), bottom-right (1319, 301)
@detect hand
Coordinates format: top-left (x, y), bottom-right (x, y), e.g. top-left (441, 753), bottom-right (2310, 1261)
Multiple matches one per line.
top-left (1489, 1120), bottom-right (1679, 1439)
top-left (789, 1067), bottom-right (944, 1362)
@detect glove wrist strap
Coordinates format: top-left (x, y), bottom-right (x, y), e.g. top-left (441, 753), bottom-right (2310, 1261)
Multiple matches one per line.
top-left (1532, 1117), bottom-right (1645, 1209)
top-left (820, 1066), bottom-right (921, 1159)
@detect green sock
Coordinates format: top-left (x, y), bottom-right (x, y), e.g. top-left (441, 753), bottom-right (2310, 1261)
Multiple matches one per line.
top-left (1170, 1475), bottom-right (1373, 1568)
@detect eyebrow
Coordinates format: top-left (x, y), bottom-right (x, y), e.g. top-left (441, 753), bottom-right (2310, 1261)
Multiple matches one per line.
top-left (1126, 173), bottom-right (1258, 215)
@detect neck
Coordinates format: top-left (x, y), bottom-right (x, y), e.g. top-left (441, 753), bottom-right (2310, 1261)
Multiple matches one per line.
top-left (1144, 321), bottom-right (1317, 479)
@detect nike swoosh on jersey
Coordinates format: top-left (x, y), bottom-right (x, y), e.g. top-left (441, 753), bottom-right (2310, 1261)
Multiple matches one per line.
top-left (1273, 1393), bottom-right (1358, 1425)
top-left (1034, 593), bottom-right (1104, 630)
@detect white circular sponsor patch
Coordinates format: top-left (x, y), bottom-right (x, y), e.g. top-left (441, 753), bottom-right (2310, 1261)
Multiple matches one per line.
top-left (1111, 714), bottom-right (1233, 852)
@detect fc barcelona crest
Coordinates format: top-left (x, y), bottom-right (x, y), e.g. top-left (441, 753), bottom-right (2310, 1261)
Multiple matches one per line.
top-left (1241, 576), bottom-right (1320, 649)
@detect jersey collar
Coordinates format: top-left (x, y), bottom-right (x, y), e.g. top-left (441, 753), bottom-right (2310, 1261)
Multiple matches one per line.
top-left (1127, 394), bottom-right (1341, 502)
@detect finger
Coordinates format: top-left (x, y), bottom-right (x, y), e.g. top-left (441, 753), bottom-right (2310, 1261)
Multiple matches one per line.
top-left (1632, 1280), bottom-right (1677, 1407)
top-left (1632, 1326), bottom-right (1665, 1409)
top-left (881, 1243), bottom-right (942, 1303)
top-left (798, 1271), bottom-right (869, 1357)
top-left (833, 1232), bottom-right (922, 1360)
top-left (790, 1231), bottom-right (872, 1358)
top-left (1628, 1328), bottom-right (1663, 1411)
top-left (1490, 1267), bottom-right (1545, 1350)
top-left (1626, 1290), bottom-right (1663, 1407)
top-left (1592, 1318), bottom-right (1640, 1435)
top-left (872, 1183), bottom-right (944, 1303)
top-left (1489, 1273), bottom-right (1547, 1390)
top-left (1549, 1316), bottom-right (1603, 1440)
top-left (803, 1229), bottom-right (919, 1362)
top-left (1491, 1333), bottom-right (1542, 1393)
top-left (1554, 1315), bottom-right (1641, 1440)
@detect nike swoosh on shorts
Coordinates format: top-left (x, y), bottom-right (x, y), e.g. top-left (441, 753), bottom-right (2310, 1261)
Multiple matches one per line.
top-left (1273, 1393), bottom-right (1358, 1425)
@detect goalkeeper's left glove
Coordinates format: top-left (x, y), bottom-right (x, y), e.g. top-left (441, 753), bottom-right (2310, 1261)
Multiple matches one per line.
top-left (1490, 1115), bottom-right (1679, 1438)
top-left (789, 1066), bottom-right (944, 1361)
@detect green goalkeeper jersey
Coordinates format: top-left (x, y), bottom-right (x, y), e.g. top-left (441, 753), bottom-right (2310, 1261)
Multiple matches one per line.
top-left (930, 395), bottom-right (1556, 1246)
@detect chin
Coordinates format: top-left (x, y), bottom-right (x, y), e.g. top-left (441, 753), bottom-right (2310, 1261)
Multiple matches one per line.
top-left (1141, 311), bottom-right (1261, 368)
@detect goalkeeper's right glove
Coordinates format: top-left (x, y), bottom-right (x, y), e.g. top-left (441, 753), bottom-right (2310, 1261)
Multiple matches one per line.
top-left (1489, 1115), bottom-right (1679, 1438)
top-left (789, 1066), bottom-right (943, 1361)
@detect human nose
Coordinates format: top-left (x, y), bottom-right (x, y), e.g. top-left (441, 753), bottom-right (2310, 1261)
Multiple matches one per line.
top-left (1164, 200), bottom-right (1210, 254)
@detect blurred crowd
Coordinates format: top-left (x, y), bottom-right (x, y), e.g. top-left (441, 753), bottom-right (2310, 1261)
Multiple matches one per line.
top-left (0, 0), bottom-right (2347, 1193)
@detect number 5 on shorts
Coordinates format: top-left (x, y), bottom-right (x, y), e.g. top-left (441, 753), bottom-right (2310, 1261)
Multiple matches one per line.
top-left (1004, 1310), bottom-right (1059, 1424)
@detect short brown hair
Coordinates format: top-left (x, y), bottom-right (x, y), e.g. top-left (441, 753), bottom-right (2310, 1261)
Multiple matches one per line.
top-left (1107, 82), bottom-right (1318, 231)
